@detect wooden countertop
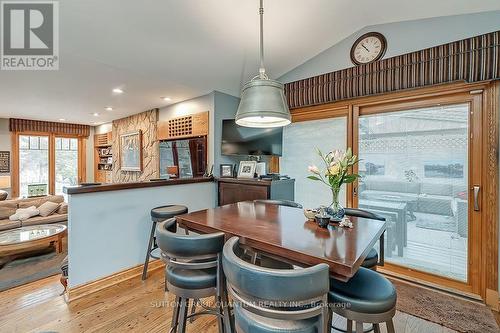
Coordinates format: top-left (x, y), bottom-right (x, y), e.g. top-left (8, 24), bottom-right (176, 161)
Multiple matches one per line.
top-left (216, 177), bottom-right (294, 186)
top-left (64, 177), bottom-right (214, 195)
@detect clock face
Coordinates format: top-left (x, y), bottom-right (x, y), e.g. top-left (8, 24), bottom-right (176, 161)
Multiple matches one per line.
top-left (350, 32), bottom-right (387, 65)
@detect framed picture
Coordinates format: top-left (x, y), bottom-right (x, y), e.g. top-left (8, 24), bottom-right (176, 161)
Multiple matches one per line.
top-left (0, 151), bottom-right (10, 173)
top-left (220, 164), bottom-right (234, 178)
top-left (120, 130), bottom-right (143, 171)
top-left (237, 161), bottom-right (257, 179)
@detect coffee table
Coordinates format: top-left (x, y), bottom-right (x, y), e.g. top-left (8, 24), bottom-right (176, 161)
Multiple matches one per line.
top-left (0, 224), bottom-right (67, 256)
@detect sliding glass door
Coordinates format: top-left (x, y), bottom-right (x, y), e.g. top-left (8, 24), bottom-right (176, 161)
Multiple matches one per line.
top-left (354, 93), bottom-right (482, 294)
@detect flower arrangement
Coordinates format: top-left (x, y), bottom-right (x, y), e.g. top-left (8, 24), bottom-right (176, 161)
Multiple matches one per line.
top-left (307, 148), bottom-right (360, 219)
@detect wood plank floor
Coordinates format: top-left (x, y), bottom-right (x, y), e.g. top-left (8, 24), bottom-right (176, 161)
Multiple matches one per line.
top-left (0, 269), bottom-right (467, 332)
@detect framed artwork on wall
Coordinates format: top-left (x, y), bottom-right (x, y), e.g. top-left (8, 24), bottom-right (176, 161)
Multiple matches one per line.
top-left (0, 151), bottom-right (10, 173)
top-left (120, 131), bottom-right (143, 171)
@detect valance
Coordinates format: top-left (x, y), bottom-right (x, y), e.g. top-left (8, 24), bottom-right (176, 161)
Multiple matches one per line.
top-left (9, 118), bottom-right (90, 137)
top-left (284, 30), bottom-right (500, 109)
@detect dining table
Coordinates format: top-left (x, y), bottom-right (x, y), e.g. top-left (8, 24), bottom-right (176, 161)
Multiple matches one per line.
top-left (176, 201), bottom-right (386, 281)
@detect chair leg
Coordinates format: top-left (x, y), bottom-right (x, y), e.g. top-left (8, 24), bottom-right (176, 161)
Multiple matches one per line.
top-left (326, 307), bottom-right (333, 333)
top-left (178, 298), bottom-right (189, 333)
top-left (216, 296), bottom-right (224, 333)
top-left (188, 299), bottom-right (198, 323)
top-left (386, 320), bottom-right (395, 333)
top-left (221, 285), bottom-right (233, 333)
top-left (355, 321), bottom-right (364, 333)
top-left (346, 319), bottom-right (353, 333)
top-left (171, 296), bottom-right (181, 333)
top-left (142, 221), bottom-right (156, 280)
top-left (373, 323), bottom-right (381, 333)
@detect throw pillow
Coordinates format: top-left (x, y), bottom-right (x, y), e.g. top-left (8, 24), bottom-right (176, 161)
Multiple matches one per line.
top-left (9, 206), bottom-right (40, 221)
top-left (38, 201), bottom-right (61, 217)
top-left (57, 202), bottom-right (68, 215)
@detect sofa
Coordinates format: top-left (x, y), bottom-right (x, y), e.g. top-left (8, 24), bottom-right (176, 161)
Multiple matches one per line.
top-left (0, 195), bottom-right (68, 231)
top-left (360, 179), bottom-right (466, 216)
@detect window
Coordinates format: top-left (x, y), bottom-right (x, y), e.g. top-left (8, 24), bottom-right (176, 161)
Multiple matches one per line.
top-left (13, 133), bottom-right (85, 197)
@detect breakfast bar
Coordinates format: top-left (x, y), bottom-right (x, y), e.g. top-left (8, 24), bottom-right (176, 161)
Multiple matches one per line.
top-left (64, 177), bottom-right (216, 288)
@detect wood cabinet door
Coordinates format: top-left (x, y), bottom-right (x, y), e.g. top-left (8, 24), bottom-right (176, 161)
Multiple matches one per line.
top-left (219, 183), bottom-right (268, 206)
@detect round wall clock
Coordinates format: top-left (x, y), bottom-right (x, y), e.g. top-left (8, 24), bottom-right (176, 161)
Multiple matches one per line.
top-left (350, 32), bottom-right (387, 65)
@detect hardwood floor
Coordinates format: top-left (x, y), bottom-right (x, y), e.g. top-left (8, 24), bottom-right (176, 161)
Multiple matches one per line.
top-left (0, 269), bottom-right (468, 332)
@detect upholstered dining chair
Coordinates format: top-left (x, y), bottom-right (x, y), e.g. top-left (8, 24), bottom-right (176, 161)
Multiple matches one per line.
top-left (344, 208), bottom-right (386, 270)
top-left (328, 267), bottom-right (397, 333)
top-left (223, 236), bottom-right (330, 333)
top-left (156, 219), bottom-right (231, 333)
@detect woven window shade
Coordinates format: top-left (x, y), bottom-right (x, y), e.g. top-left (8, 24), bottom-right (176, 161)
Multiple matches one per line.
top-left (9, 118), bottom-right (90, 137)
top-left (284, 30), bottom-right (500, 109)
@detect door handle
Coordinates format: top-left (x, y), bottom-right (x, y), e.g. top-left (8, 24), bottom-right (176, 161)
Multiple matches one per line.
top-left (473, 185), bottom-right (480, 211)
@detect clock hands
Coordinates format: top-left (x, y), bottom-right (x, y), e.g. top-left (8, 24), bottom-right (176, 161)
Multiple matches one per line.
top-left (361, 43), bottom-right (369, 52)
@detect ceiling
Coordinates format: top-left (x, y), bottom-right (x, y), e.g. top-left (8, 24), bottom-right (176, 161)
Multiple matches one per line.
top-left (0, 0), bottom-right (499, 125)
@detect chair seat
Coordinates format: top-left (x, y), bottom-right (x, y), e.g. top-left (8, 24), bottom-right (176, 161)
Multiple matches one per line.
top-left (329, 267), bottom-right (396, 314)
top-left (166, 265), bottom-right (216, 290)
top-left (234, 303), bottom-right (320, 333)
top-left (259, 255), bottom-right (294, 269)
top-left (151, 205), bottom-right (188, 222)
top-left (361, 248), bottom-right (378, 269)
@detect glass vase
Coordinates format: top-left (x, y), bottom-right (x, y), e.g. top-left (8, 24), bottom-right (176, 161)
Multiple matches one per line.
top-left (327, 187), bottom-right (345, 221)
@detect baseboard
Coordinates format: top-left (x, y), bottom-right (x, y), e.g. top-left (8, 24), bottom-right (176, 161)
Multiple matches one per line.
top-left (67, 260), bottom-right (165, 302)
top-left (485, 288), bottom-right (499, 311)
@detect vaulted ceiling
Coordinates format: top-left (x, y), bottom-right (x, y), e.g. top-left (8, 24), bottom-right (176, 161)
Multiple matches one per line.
top-left (0, 0), bottom-right (499, 124)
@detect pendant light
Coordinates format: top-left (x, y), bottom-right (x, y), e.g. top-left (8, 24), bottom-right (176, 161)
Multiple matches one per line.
top-left (235, 0), bottom-right (291, 128)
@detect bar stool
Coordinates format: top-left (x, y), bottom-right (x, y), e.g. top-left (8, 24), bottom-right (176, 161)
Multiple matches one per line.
top-left (223, 236), bottom-right (330, 333)
top-left (156, 219), bottom-right (232, 333)
top-left (328, 267), bottom-right (397, 333)
top-left (141, 204), bottom-right (188, 281)
top-left (344, 208), bottom-right (386, 270)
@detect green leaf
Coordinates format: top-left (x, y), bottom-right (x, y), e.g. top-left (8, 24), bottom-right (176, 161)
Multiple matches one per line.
top-left (307, 176), bottom-right (321, 181)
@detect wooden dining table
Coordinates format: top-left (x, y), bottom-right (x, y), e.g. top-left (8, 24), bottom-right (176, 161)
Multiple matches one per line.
top-left (176, 201), bottom-right (386, 281)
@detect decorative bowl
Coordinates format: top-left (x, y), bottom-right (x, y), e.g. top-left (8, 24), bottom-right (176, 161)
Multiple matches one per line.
top-left (303, 209), bottom-right (317, 220)
top-left (315, 214), bottom-right (331, 228)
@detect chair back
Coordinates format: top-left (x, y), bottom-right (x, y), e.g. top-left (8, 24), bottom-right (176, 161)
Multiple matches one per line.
top-left (254, 199), bottom-right (303, 209)
top-left (223, 237), bottom-right (329, 323)
top-left (156, 219), bottom-right (225, 261)
top-left (344, 208), bottom-right (386, 221)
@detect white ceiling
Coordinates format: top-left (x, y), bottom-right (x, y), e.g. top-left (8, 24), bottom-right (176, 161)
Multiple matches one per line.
top-left (0, 0), bottom-right (499, 125)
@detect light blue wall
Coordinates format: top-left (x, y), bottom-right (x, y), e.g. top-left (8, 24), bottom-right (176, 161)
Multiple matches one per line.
top-left (68, 182), bottom-right (215, 287)
top-left (213, 91), bottom-right (242, 176)
top-left (280, 11), bottom-right (500, 83)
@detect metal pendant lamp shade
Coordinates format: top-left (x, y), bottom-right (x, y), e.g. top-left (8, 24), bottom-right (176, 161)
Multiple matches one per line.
top-left (235, 0), bottom-right (291, 128)
top-left (235, 78), bottom-right (291, 128)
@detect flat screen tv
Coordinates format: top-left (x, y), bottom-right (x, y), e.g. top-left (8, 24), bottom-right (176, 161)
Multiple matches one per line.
top-left (221, 119), bottom-right (283, 156)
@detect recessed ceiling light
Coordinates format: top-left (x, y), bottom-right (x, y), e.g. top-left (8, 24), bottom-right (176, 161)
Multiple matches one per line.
top-left (161, 97), bottom-right (171, 101)
top-left (112, 88), bottom-right (124, 94)
top-left (58, 118), bottom-right (66, 121)
top-left (105, 106), bottom-right (113, 111)
top-left (93, 112), bottom-right (100, 117)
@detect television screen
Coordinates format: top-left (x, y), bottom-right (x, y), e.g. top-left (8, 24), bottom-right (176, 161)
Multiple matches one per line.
top-left (221, 119), bottom-right (283, 156)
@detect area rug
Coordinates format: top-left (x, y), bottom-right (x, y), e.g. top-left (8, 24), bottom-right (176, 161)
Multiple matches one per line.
top-left (0, 246), bottom-right (66, 292)
top-left (392, 279), bottom-right (499, 333)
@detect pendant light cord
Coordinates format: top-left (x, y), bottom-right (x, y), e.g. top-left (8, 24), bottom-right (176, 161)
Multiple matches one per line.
top-left (258, 0), bottom-right (267, 79)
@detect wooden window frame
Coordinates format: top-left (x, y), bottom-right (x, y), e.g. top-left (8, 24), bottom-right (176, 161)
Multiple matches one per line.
top-left (289, 81), bottom-right (499, 308)
top-left (11, 131), bottom-right (87, 198)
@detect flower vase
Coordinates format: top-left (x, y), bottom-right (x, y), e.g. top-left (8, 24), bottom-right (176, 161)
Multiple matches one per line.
top-left (327, 187), bottom-right (345, 221)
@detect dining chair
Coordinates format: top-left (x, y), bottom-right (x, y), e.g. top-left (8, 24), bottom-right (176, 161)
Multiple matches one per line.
top-left (156, 219), bottom-right (231, 333)
top-left (328, 267), bottom-right (397, 333)
top-left (344, 208), bottom-right (386, 270)
top-left (254, 199), bottom-right (303, 209)
top-left (223, 236), bottom-right (330, 333)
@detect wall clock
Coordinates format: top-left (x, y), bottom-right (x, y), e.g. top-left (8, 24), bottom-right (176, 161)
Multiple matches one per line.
top-left (350, 32), bottom-right (387, 65)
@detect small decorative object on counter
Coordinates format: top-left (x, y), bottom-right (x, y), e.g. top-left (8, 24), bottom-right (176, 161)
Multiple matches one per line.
top-left (315, 206), bottom-right (331, 228)
top-left (307, 148), bottom-right (360, 221)
top-left (303, 208), bottom-right (317, 221)
top-left (339, 217), bottom-right (354, 228)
